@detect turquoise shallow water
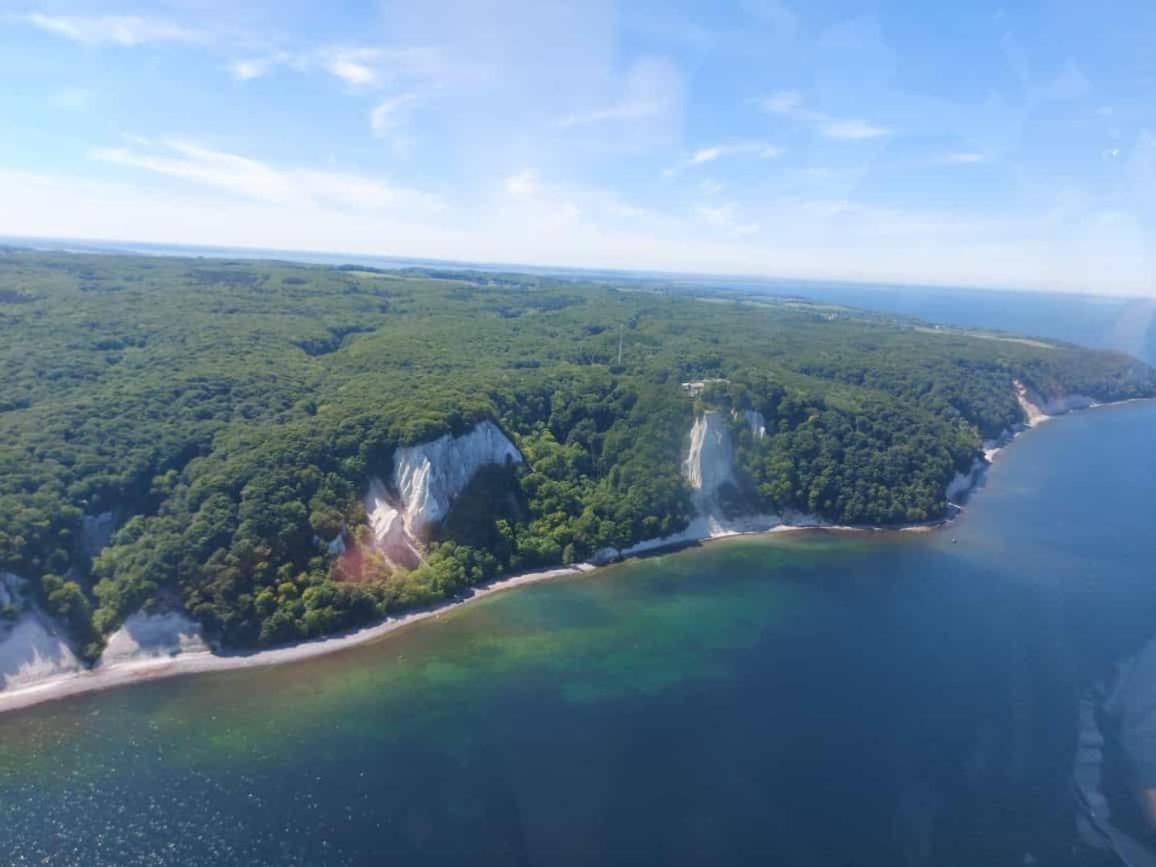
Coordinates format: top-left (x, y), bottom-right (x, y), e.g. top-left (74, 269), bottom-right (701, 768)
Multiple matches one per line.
top-left (2, 402), bottom-right (1155, 866)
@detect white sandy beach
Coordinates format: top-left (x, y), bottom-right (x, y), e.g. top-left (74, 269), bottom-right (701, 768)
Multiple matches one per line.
top-left (0, 393), bottom-right (1147, 716)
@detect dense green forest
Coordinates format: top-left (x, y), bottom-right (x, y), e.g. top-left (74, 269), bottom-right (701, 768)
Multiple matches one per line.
top-left (2, 250), bottom-right (1153, 657)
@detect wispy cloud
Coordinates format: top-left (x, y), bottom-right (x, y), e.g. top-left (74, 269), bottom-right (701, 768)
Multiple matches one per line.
top-left (229, 53), bottom-right (291, 82)
top-left (556, 57), bottom-right (682, 134)
top-left (942, 152), bottom-right (986, 164)
top-left (762, 90), bottom-right (803, 114)
top-left (698, 203), bottom-right (758, 235)
top-left (761, 91), bottom-right (890, 141)
top-left (316, 46), bottom-right (447, 89)
top-left (498, 170), bottom-right (586, 229)
top-left (557, 99), bottom-right (668, 128)
top-left (689, 142), bottom-right (782, 165)
top-left (225, 45), bottom-right (450, 89)
top-left (699, 178), bottom-right (723, 196)
top-left (323, 48), bottom-right (379, 86)
top-left (90, 139), bottom-right (443, 213)
top-left (665, 143), bottom-right (782, 177)
top-left (370, 93), bottom-right (420, 136)
top-left (20, 14), bottom-right (202, 46)
top-left (369, 92), bottom-right (423, 154)
top-left (821, 119), bottom-right (890, 140)
top-left (504, 170), bottom-right (540, 198)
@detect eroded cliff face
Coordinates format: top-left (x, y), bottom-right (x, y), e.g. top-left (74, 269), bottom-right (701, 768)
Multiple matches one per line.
top-left (734, 409), bottom-right (767, 439)
top-left (366, 421), bottom-right (523, 564)
top-left (366, 482), bottom-right (422, 568)
top-left (2, 516), bottom-right (212, 694)
top-left (0, 512), bottom-right (112, 692)
top-left (99, 611), bottom-right (209, 667)
top-left (683, 410), bottom-right (735, 503)
top-left (1015, 379), bottom-right (1095, 424)
top-left (947, 459), bottom-right (986, 505)
top-left (0, 574), bottom-right (83, 691)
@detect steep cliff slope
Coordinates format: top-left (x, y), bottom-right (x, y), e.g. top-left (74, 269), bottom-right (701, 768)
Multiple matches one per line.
top-left (0, 574), bottom-right (83, 690)
top-left (366, 421), bottom-right (523, 563)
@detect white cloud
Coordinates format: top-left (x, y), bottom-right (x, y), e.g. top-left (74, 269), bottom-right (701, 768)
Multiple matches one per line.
top-left (4, 4), bottom-right (1153, 298)
top-left (496, 170), bottom-right (667, 234)
top-left (5, 164), bottom-right (1155, 297)
top-left (608, 200), bottom-right (648, 219)
top-left (763, 90), bottom-right (803, 114)
top-left (821, 119), bottom-right (890, 140)
top-left (230, 60), bottom-right (266, 81)
top-left (943, 152), bottom-right (986, 164)
top-left (496, 170), bottom-right (585, 229)
top-left (504, 170), bottom-right (539, 197)
top-left (761, 92), bottom-right (890, 141)
top-left (556, 56), bottom-right (683, 136)
top-left (313, 46), bottom-right (448, 89)
top-left (89, 139), bottom-right (443, 214)
top-left (21, 14), bottom-right (202, 46)
top-left (677, 143), bottom-right (782, 173)
top-left (325, 50), bottom-right (377, 86)
top-left (224, 44), bottom-right (450, 92)
top-left (698, 202), bottom-right (758, 235)
top-left (229, 54), bottom-right (290, 82)
top-left (689, 146), bottom-right (725, 165)
top-left (698, 204), bottom-right (730, 226)
top-left (558, 99), bottom-right (667, 128)
top-left (370, 92), bottom-right (420, 137)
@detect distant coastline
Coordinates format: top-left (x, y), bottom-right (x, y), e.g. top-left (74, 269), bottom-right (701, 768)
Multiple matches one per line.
top-left (0, 393), bottom-right (1148, 717)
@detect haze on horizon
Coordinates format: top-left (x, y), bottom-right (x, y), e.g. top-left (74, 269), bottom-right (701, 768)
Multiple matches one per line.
top-left (1, 0), bottom-right (1155, 297)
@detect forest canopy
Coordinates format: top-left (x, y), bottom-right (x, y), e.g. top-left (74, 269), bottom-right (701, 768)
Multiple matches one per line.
top-left (2, 250), bottom-right (1153, 656)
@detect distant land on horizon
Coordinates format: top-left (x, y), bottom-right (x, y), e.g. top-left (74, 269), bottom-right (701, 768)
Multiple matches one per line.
top-left (1, 233), bottom-right (1149, 300)
top-left (5, 235), bottom-right (1155, 367)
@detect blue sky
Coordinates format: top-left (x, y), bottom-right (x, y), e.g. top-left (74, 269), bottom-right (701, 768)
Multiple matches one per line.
top-left (1, 0), bottom-right (1154, 295)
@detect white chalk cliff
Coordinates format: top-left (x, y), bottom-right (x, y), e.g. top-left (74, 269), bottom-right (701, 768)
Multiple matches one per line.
top-left (947, 459), bottom-right (986, 505)
top-left (0, 574), bottom-right (83, 691)
top-left (99, 611), bottom-right (209, 666)
top-left (952, 380), bottom-right (1113, 507)
top-left (1, 510), bottom-right (122, 693)
top-left (683, 410), bottom-right (735, 503)
top-left (734, 408), bottom-right (767, 439)
top-left (1014, 379), bottom-right (1095, 425)
top-left (367, 421), bottom-right (523, 564)
top-left (592, 410), bottom-right (817, 562)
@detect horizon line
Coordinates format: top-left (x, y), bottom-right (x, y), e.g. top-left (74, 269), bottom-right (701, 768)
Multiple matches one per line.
top-left (2, 232), bottom-right (1153, 303)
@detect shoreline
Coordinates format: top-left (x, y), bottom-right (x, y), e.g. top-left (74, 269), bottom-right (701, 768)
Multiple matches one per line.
top-left (0, 393), bottom-right (1149, 717)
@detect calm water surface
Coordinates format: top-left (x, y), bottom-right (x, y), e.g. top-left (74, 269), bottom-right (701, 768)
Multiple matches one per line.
top-left (2, 402), bottom-right (1155, 866)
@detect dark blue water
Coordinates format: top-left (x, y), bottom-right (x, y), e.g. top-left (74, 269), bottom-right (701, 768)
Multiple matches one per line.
top-left (2, 402), bottom-right (1154, 866)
